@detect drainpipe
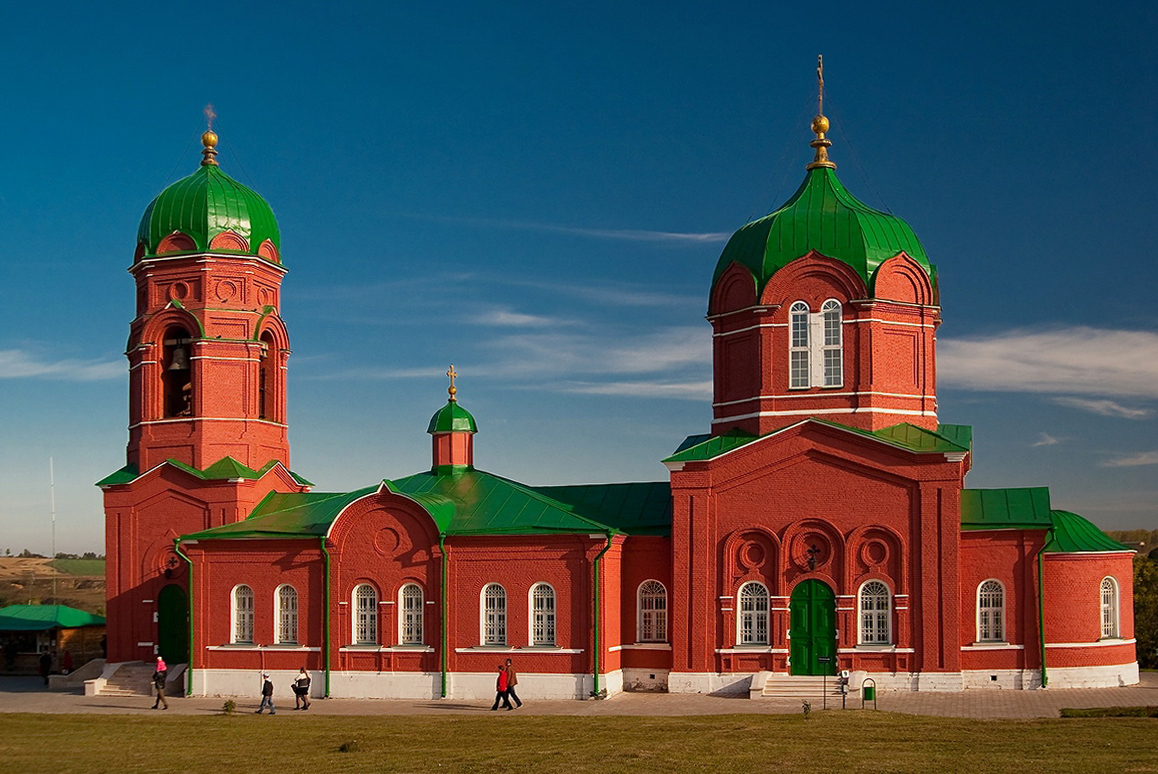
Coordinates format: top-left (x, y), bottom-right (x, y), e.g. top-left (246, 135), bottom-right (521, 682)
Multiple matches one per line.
top-left (320, 536), bottom-right (332, 698)
top-left (1036, 528), bottom-right (1053, 688)
top-left (173, 538), bottom-right (194, 697)
top-left (591, 533), bottom-right (613, 697)
top-left (439, 533), bottom-right (448, 698)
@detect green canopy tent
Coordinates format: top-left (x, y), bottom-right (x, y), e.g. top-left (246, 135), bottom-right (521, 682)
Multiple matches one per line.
top-left (0, 605), bottom-right (106, 673)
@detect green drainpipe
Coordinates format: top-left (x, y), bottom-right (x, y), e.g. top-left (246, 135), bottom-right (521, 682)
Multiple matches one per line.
top-left (320, 536), bottom-right (332, 698)
top-left (591, 533), bottom-right (613, 697)
top-left (1036, 528), bottom-right (1053, 688)
top-left (440, 533), bottom-right (448, 698)
top-left (173, 538), bottom-right (194, 697)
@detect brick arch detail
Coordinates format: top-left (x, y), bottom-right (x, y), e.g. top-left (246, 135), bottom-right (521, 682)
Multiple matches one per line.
top-left (209, 231), bottom-right (250, 252)
top-left (258, 239), bottom-right (280, 263)
top-left (709, 263), bottom-right (758, 316)
top-left (780, 518), bottom-right (845, 593)
top-left (845, 523), bottom-right (907, 593)
top-left (871, 253), bottom-right (934, 305)
top-left (760, 251), bottom-right (868, 306)
top-left (722, 527), bottom-right (782, 595)
top-left (156, 231), bottom-right (196, 254)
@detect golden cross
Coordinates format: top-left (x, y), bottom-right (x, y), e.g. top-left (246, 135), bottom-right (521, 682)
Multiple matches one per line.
top-left (446, 364), bottom-right (458, 401)
top-left (816, 55), bottom-right (825, 117)
top-left (204, 103), bottom-right (217, 131)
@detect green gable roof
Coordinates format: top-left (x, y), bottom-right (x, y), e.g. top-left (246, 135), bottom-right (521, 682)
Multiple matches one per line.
top-left (531, 482), bottom-right (672, 536)
top-left (427, 401), bottom-right (478, 434)
top-left (1045, 510), bottom-right (1132, 554)
top-left (137, 163), bottom-right (280, 261)
top-left (712, 166), bottom-right (934, 295)
top-left (183, 487), bottom-right (377, 541)
top-left (0, 604), bottom-right (105, 631)
top-left (961, 488), bottom-right (1053, 530)
top-left (96, 458), bottom-right (313, 488)
top-left (664, 422), bottom-right (970, 464)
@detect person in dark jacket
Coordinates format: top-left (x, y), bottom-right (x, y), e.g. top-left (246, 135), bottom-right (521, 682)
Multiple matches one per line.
top-left (38, 650), bottom-right (51, 686)
top-left (151, 656), bottom-right (168, 710)
top-left (256, 673), bottom-right (276, 714)
top-left (504, 658), bottom-right (522, 709)
top-left (490, 663), bottom-right (512, 710)
top-left (292, 668), bottom-right (311, 710)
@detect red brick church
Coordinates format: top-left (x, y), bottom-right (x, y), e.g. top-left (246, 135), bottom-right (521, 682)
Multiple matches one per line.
top-left (100, 86), bottom-right (1137, 699)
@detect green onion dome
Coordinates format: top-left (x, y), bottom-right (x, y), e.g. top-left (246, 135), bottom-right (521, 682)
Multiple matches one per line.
top-left (136, 132), bottom-right (281, 262)
top-left (427, 400), bottom-right (478, 434)
top-left (712, 125), bottom-right (934, 295)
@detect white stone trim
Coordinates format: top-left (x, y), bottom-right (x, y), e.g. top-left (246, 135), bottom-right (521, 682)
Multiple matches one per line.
top-left (713, 389), bottom-right (931, 408)
top-left (715, 647), bottom-right (789, 654)
top-left (610, 643), bottom-right (672, 651)
top-left (713, 406), bottom-right (936, 424)
top-left (454, 647), bottom-right (583, 654)
top-left (1045, 638), bottom-right (1136, 649)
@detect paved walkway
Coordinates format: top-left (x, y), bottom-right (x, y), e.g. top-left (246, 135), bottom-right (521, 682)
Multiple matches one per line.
top-left (0, 674), bottom-right (1155, 719)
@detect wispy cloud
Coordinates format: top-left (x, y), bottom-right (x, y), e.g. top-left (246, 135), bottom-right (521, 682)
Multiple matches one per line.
top-left (1031, 433), bottom-right (1061, 447)
top-left (399, 212), bottom-right (730, 245)
top-left (0, 349), bottom-right (121, 381)
top-left (559, 379), bottom-right (713, 399)
top-left (472, 308), bottom-right (560, 327)
top-left (1052, 397), bottom-right (1154, 419)
top-left (939, 327), bottom-right (1158, 406)
top-left (1100, 451), bottom-right (1158, 468)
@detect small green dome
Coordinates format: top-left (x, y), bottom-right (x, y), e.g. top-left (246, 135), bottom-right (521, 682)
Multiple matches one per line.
top-left (137, 163), bottom-right (281, 261)
top-left (712, 166), bottom-right (934, 294)
top-left (427, 401), bottom-right (478, 434)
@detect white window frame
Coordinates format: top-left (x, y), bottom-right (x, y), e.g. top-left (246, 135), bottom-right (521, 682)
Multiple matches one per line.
top-left (738, 581), bottom-right (770, 645)
top-left (789, 301), bottom-right (811, 389)
top-left (787, 299), bottom-right (844, 389)
top-left (976, 579), bottom-right (1005, 643)
top-left (231, 584), bottom-right (254, 644)
top-left (858, 580), bottom-right (891, 645)
top-left (820, 299), bottom-right (843, 387)
top-left (529, 583), bottom-right (557, 647)
top-left (637, 580), bottom-right (668, 643)
top-left (481, 583), bottom-right (507, 646)
top-left (353, 584), bottom-right (378, 645)
top-left (399, 583), bottom-right (424, 645)
top-left (275, 584), bottom-right (298, 645)
top-left (1100, 577), bottom-right (1120, 639)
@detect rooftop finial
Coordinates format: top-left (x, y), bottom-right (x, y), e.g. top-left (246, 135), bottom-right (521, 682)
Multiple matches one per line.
top-left (446, 364), bottom-right (458, 402)
top-left (807, 55), bottom-right (836, 170)
top-left (201, 103), bottom-right (219, 167)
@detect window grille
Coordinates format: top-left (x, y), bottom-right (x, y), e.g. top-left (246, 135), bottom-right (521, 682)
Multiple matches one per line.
top-left (739, 582), bottom-right (769, 645)
top-left (638, 580), bottom-right (668, 643)
top-left (531, 584), bottom-right (556, 646)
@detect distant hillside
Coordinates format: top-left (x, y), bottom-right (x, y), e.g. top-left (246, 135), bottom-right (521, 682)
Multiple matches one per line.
top-left (0, 558), bottom-right (105, 615)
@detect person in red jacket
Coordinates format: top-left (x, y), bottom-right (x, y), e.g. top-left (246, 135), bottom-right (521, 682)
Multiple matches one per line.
top-left (490, 663), bottom-right (512, 710)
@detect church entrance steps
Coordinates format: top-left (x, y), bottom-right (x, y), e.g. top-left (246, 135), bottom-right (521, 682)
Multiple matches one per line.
top-left (97, 662), bottom-right (155, 697)
top-left (752, 672), bottom-right (845, 700)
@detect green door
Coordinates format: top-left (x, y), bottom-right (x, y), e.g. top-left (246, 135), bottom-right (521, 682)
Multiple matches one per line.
top-left (157, 584), bottom-right (188, 664)
top-left (789, 579), bottom-right (836, 675)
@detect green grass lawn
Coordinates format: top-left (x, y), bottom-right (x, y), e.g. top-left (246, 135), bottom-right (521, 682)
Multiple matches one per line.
top-left (47, 559), bottom-right (105, 576)
top-left (0, 712), bottom-right (1154, 774)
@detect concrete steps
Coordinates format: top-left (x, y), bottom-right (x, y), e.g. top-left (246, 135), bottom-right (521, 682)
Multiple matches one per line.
top-left (99, 663), bottom-right (154, 697)
top-left (751, 672), bottom-right (847, 699)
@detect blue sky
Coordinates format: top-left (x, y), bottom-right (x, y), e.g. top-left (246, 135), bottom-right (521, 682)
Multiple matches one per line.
top-left (2, 1), bottom-right (1157, 553)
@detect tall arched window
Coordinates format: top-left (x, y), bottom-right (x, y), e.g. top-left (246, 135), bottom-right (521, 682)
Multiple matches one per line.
top-left (353, 584), bottom-right (378, 645)
top-left (275, 584), bottom-right (298, 644)
top-left (821, 299), bottom-right (843, 387)
top-left (1101, 577), bottom-right (1119, 638)
top-left (977, 580), bottom-right (1005, 642)
top-left (531, 583), bottom-right (556, 646)
top-left (399, 584), bottom-right (424, 645)
top-left (789, 302), bottom-right (810, 389)
top-left (482, 584), bottom-right (507, 645)
top-left (738, 582), bottom-right (770, 645)
top-left (258, 331), bottom-right (277, 421)
top-left (161, 326), bottom-right (194, 417)
top-left (859, 581), bottom-right (891, 645)
top-left (232, 585), bottom-right (254, 644)
top-left (637, 580), bottom-right (668, 643)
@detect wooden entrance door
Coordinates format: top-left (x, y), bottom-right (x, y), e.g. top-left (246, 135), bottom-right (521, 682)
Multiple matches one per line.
top-left (789, 579), bottom-right (836, 675)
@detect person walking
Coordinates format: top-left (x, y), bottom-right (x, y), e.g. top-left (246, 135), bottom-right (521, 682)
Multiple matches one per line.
top-left (38, 649), bottom-right (51, 686)
top-left (256, 672), bottom-right (276, 714)
top-left (151, 656), bottom-right (169, 710)
top-left (293, 668), bottom-right (311, 710)
top-left (504, 658), bottom-right (522, 709)
top-left (490, 663), bottom-right (512, 711)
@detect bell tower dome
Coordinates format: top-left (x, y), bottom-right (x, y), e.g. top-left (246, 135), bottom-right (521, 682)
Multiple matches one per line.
top-left (125, 129), bottom-right (291, 471)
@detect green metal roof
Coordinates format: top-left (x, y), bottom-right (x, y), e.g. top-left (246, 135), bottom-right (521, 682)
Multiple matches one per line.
top-left (664, 422), bottom-right (970, 464)
top-left (96, 457), bottom-right (313, 488)
top-left (137, 164), bottom-right (280, 261)
top-left (183, 487), bottom-right (377, 540)
top-left (1045, 510), bottom-right (1132, 553)
top-left (961, 488), bottom-right (1053, 530)
top-left (0, 604), bottom-right (105, 631)
top-left (427, 401), bottom-right (478, 434)
top-left (531, 482), bottom-right (672, 536)
top-left (711, 166), bottom-right (934, 296)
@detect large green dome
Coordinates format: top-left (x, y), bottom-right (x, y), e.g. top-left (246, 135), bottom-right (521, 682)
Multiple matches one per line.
top-left (136, 161), bottom-right (281, 262)
top-left (712, 165), bottom-right (934, 294)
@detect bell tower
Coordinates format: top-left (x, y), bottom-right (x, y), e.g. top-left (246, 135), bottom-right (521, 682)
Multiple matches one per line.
top-left (126, 128), bottom-right (291, 472)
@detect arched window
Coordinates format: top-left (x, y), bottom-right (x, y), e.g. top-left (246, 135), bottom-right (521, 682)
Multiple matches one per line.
top-left (232, 585), bottom-right (254, 644)
top-left (275, 584), bottom-right (298, 644)
top-left (738, 582), bottom-right (770, 645)
top-left (482, 584), bottom-right (507, 645)
top-left (821, 299), bottom-right (843, 387)
top-left (258, 331), bottom-right (277, 421)
top-left (859, 581), bottom-right (891, 645)
top-left (637, 580), bottom-right (668, 643)
top-left (977, 580), bottom-right (1005, 642)
top-left (1101, 577), bottom-right (1119, 638)
top-left (353, 584), bottom-right (378, 645)
top-left (161, 326), bottom-right (194, 417)
top-left (789, 302), bottom-right (810, 389)
top-left (399, 584), bottom-right (424, 645)
top-left (531, 583), bottom-right (556, 646)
